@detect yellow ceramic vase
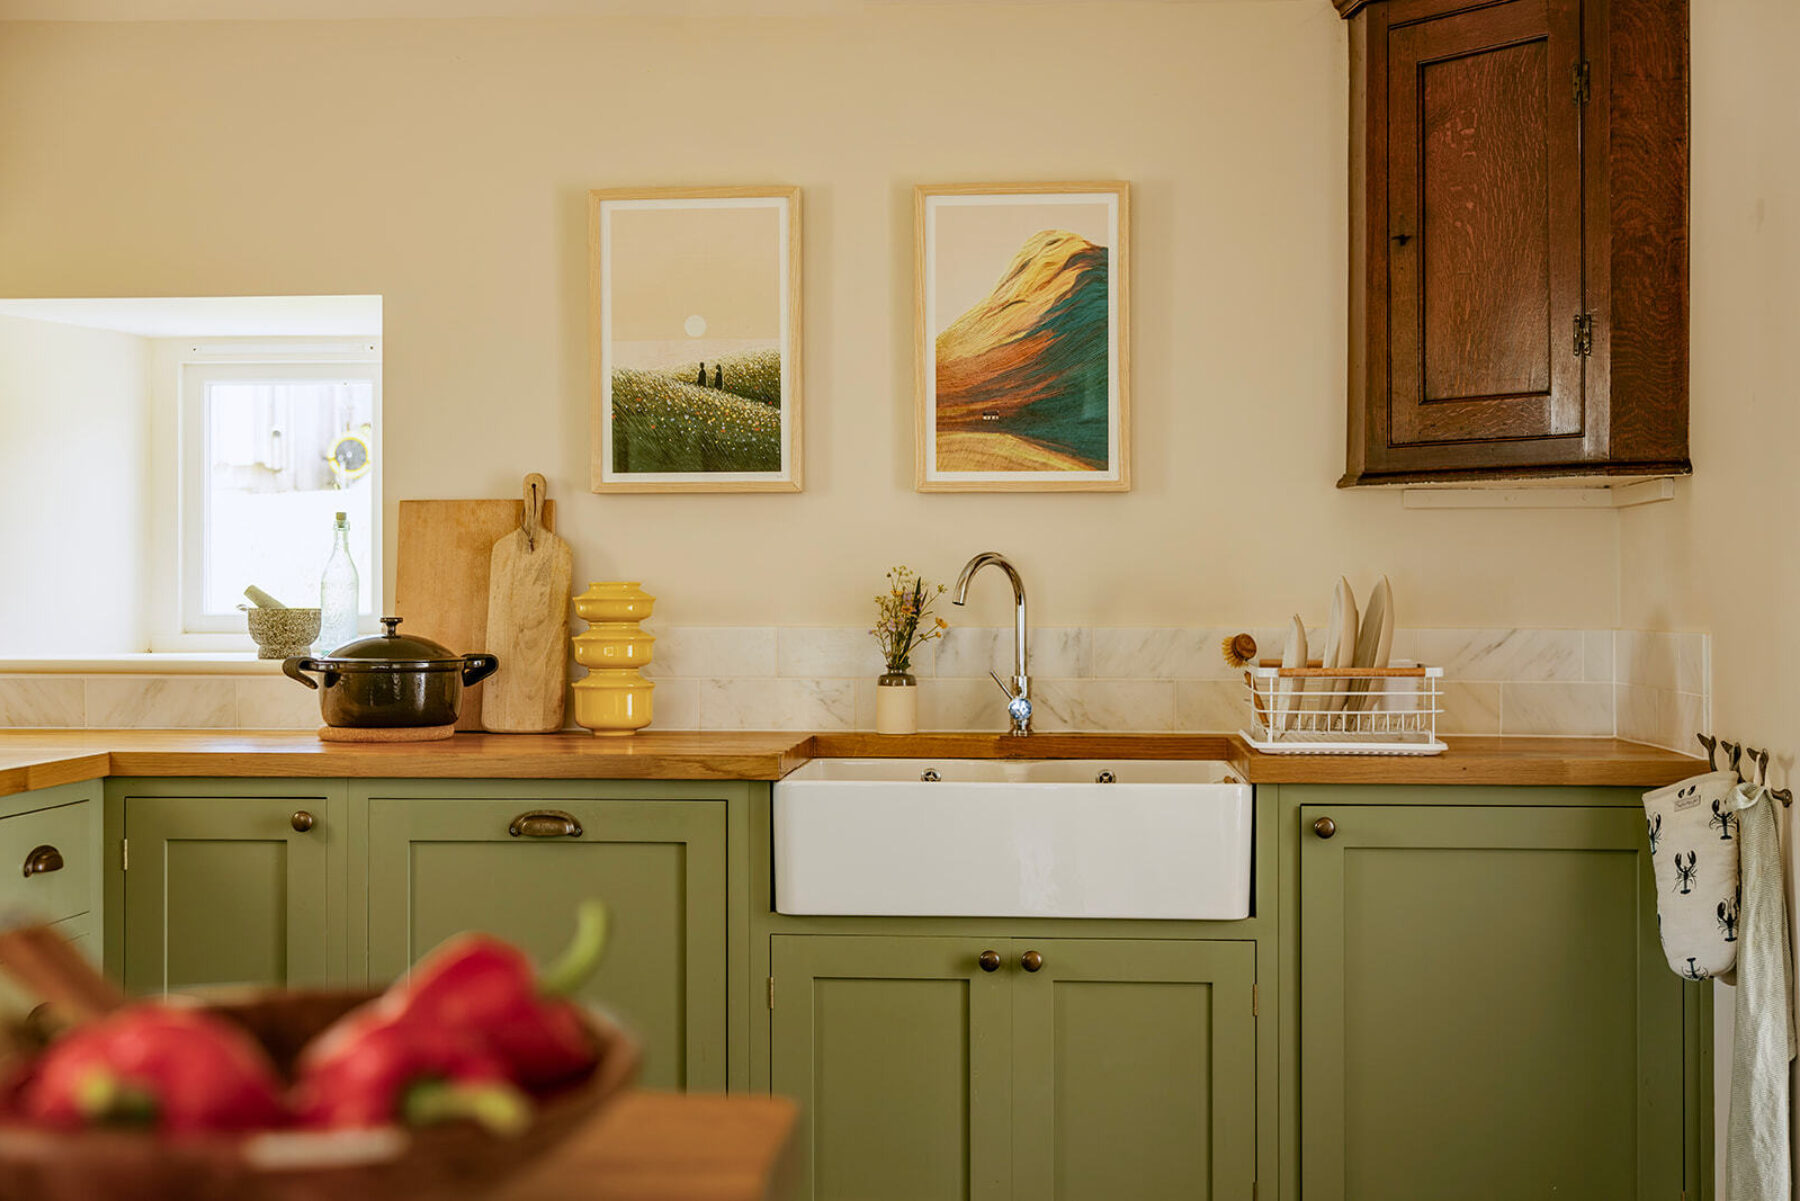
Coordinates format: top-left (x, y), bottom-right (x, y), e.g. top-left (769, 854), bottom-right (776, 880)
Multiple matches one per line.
top-left (571, 582), bottom-right (656, 736)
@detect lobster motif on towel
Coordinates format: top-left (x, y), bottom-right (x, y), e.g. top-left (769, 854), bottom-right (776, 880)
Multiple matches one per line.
top-left (1673, 850), bottom-right (1699, 895)
top-left (1709, 798), bottom-right (1739, 841)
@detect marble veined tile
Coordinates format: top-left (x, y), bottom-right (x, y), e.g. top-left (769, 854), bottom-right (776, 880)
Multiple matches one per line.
top-left (1618, 631), bottom-right (1708, 694)
top-left (1407, 629), bottom-right (1584, 682)
top-left (1029, 681), bottom-right (1176, 733)
top-left (1501, 682), bottom-right (1614, 737)
top-left (1175, 680), bottom-right (1245, 732)
top-left (0, 677), bottom-right (85, 728)
top-left (777, 628), bottom-right (892, 679)
top-left (935, 627), bottom-right (1089, 680)
top-left (86, 677), bottom-right (235, 728)
top-left (642, 627), bottom-right (776, 679)
top-left (699, 679), bottom-right (854, 731)
top-left (234, 677), bottom-right (323, 729)
top-left (1092, 628), bottom-right (1224, 680)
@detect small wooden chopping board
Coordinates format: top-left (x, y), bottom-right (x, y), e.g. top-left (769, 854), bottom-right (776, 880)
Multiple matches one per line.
top-left (483, 474), bottom-right (574, 733)
top-left (394, 495), bottom-right (557, 731)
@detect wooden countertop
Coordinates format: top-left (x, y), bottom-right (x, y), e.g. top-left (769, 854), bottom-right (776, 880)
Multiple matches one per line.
top-left (496, 1091), bottom-right (796, 1201)
top-left (0, 729), bottom-right (1702, 799)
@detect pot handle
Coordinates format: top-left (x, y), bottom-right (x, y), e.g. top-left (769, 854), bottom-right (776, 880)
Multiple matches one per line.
top-left (461, 654), bottom-right (500, 687)
top-left (283, 657), bottom-right (325, 690)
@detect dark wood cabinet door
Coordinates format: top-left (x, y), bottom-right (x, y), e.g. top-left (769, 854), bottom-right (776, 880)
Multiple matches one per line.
top-left (1387, 0), bottom-right (1585, 450)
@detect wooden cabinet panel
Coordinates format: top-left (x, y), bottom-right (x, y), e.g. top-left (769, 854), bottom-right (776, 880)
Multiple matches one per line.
top-left (1010, 939), bottom-right (1256, 1201)
top-left (122, 794), bottom-right (335, 994)
top-left (1389, 0), bottom-right (1584, 445)
top-left (1298, 804), bottom-right (1687, 1200)
top-left (366, 794), bottom-right (728, 1093)
top-left (1341, 0), bottom-right (1689, 484)
top-left (770, 935), bottom-right (1012, 1201)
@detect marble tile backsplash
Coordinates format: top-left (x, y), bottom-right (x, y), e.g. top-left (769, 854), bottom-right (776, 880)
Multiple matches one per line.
top-left (0, 626), bottom-right (1708, 747)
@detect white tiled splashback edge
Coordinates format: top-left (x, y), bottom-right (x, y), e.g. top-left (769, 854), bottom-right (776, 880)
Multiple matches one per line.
top-left (0, 627), bottom-right (1709, 749)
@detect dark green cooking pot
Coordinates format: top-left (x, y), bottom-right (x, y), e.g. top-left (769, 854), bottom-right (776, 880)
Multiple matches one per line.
top-left (283, 617), bottom-right (499, 728)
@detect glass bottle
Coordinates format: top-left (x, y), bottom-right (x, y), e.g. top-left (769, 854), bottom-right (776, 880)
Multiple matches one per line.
top-left (318, 511), bottom-right (360, 654)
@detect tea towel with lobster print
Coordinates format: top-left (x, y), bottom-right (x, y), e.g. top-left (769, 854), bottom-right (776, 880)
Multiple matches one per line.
top-left (1643, 770), bottom-right (1743, 980)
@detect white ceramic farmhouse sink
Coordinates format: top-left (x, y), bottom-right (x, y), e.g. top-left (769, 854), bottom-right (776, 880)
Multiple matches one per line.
top-left (773, 758), bottom-right (1253, 920)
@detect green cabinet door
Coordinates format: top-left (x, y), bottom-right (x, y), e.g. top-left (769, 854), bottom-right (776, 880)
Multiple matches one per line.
top-left (366, 794), bottom-right (728, 1093)
top-left (770, 935), bottom-right (1013, 1201)
top-left (1010, 939), bottom-right (1257, 1201)
top-left (1299, 804), bottom-right (1686, 1201)
top-left (122, 793), bottom-right (337, 994)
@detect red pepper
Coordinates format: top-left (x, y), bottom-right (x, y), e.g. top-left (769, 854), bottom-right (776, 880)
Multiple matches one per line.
top-left (20, 1005), bottom-right (287, 1135)
top-left (397, 900), bottom-right (609, 1091)
top-left (292, 1004), bottom-right (529, 1135)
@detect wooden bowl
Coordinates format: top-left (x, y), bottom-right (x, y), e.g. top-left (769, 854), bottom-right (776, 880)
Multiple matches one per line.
top-left (0, 989), bottom-right (640, 1201)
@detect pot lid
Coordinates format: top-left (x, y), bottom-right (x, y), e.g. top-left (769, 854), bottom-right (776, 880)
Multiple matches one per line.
top-left (321, 617), bottom-right (465, 665)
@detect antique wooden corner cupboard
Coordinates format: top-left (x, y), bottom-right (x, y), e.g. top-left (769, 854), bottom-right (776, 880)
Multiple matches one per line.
top-left (1337, 0), bottom-right (1690, 485)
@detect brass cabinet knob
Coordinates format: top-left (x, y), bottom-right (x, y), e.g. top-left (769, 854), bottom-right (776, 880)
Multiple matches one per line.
top-left (290, 811), bottom-right (316, 833)
top-left (1020, 950), bottom-right (1044, 973)
top-left (21, 845), bottom-right (63, 878)
top-left (977, 950), bottom-right (1001, 973)
top-left (1313, 816), bottom-right (1337, 840)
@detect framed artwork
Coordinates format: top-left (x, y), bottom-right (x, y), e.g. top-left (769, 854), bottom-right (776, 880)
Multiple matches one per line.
top-left (915, 181), bottom-right (1130, 492)
top-left (589, 186), bottom-right (802, 493)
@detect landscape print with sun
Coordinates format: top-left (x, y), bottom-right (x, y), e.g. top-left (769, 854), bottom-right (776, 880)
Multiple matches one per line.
top-left (922, 187), bottom-right (1126, 489)
top-left (593, 191), bottom-right (797, 491)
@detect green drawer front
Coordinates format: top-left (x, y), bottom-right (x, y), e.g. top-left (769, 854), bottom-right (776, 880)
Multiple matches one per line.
top-left (0, 802), bottom-right (91, 925)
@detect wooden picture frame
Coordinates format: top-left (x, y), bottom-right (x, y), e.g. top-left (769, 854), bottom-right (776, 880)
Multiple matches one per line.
top-left (915, 181), bottom-right (1130, 493)
top-left (589, 186), bottom-right (802, 493)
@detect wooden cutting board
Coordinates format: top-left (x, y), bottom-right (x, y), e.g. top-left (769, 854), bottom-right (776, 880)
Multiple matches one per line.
top-left (483, 474), bottom-right (574, 733)
top-left (394, 496), bottom-right (557, 731)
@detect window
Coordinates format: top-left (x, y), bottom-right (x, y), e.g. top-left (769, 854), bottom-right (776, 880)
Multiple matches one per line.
top-left (176, 349), bottom-right (381, 638)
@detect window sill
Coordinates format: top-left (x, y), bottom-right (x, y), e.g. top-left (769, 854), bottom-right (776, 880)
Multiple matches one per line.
top-left (0, 654), bottom-right (285, 676)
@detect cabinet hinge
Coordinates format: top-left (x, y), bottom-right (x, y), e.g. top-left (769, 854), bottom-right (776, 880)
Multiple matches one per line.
top-left (120, 839), bottom-right (128, 872)
top-left (1573, 60), bottom-right (1591, 105)
top-left (1252, 984), bottom-right (1259, 1017)
top-left (767, 976), bottom-right (775, 1010)
top-left (1573, 312), bottom-right (1595, 357)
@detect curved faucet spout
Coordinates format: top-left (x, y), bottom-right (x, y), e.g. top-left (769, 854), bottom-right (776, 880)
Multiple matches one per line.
top-left (951, 552), bottom-right (1031, 735)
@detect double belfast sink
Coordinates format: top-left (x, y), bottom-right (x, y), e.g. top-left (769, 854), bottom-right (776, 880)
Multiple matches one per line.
top-left (773, 758), bottom-right (1253, 920)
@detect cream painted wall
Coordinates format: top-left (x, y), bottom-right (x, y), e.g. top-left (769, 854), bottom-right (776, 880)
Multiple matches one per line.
top-left (0, 314), bottom-right (149, 655)
top-left (0, 5), bottom-right (1625, 633)
top-left (1614, 0), bottom-right (1800, 1187)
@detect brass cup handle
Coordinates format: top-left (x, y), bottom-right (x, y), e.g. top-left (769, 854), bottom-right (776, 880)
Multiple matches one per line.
top-left (1313, 816), bottom-right (1337, 840)
top-left (22, 845), bottom-right (63, 878)
top-left (510, 810), bottom-right (584, 839)
top-left (977, 950), bottom-right (1001, 973)
top-left (1020, 950), bottom-right (1044, 973)
top-left (290, 811), bottom-right (316, 833)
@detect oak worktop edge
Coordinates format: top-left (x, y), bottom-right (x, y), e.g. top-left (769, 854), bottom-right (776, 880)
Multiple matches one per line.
top-left (0, 730), bottom-right (1701, 797)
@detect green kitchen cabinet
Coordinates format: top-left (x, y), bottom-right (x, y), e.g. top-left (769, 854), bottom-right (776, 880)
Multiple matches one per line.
top-left (366, 790), bottom-right (730, 1093)
top-left (0, 781), bottom-right (100, 930)
top-left (769, 934), bottom-right (1257, 1201)
top-left (1297, 802), bottom-right (1690, 1201)
top-left (118, 786), bottom-right (345, 994)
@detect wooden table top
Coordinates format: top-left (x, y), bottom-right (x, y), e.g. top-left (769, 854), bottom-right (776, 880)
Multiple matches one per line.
top-left (0, 728), bottom-right (1702, 800)
top-left (496, 1092), bottom-right (796, 1201)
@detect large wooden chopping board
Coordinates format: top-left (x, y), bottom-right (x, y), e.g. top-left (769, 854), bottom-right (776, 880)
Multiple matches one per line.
top-left (483, 474), bottom-right (573, 733)
top-left (394, 497), bottom-right (557, 731)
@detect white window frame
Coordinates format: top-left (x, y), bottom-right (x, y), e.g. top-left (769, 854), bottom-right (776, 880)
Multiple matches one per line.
top-left (149, 339), bottom-right (382, 651)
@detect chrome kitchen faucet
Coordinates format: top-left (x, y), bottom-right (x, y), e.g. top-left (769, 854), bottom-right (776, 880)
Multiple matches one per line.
top-left (952, 551), bottom-right (1032, 736)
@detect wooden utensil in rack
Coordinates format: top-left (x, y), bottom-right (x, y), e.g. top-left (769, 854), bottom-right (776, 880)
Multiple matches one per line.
top-left (483, 475), bottom-right (575, 734)
top-left (394, 496), bottom-right (557, 731)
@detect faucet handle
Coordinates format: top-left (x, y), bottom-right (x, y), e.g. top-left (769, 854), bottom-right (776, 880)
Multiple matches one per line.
top-left (988, 670), bottom-right (1017, 700)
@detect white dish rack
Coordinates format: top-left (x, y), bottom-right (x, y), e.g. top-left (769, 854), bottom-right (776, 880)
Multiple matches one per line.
top-left (1240, 661), bottom-right (1447, 756)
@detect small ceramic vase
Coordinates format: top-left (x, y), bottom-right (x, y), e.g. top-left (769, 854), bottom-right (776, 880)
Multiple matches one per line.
top-left (875, 672), bottom-right (918, 736)
top-left (571, 582), bottom-right (656, 736)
